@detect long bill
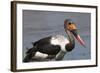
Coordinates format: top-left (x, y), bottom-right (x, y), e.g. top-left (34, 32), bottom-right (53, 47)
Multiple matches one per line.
top-left (71, 29), bottom-right (86, 47)
top-left (76, 35), bottom-right (86, 47)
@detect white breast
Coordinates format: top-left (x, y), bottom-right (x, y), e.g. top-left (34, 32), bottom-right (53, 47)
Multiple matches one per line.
top-left (50, 35), bottom-right (69, 52)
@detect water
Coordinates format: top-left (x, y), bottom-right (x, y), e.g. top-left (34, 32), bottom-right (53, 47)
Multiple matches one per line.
top-left (23, 10), bottom-right (91, 61)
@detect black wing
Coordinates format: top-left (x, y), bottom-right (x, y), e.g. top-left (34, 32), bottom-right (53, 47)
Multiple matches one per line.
top-left (33, 36), bottom-right (52, 46)
top-left (32, 36), bottom-right (61, 55)
top-left (37, 44), bottom-right (61, 55)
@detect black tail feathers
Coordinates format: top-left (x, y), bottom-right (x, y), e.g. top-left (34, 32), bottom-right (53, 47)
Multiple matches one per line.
top-left (23, 46), bottom-right (37, 62)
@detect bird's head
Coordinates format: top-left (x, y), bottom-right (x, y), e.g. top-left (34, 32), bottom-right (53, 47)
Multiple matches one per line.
top-left (64, 19), bottom-right (85, 47)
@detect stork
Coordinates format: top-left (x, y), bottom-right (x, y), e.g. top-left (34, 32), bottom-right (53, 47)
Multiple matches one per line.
top-left (23, 19), bottom-right (85, 62)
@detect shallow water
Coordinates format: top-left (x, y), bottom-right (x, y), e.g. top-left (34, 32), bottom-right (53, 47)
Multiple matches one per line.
top-left (23, 10), bottom-right (91, 61)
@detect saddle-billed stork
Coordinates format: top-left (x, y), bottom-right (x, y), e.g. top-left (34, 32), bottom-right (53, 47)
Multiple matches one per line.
top-left (23, 19), bottom-right (85, 62)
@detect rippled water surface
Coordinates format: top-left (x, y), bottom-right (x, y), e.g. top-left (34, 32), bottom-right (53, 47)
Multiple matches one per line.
top-left (23, 10), bottom-right (91, 61)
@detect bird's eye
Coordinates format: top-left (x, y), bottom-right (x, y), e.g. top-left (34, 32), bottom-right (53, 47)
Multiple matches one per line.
top-left (68, 22), bottom-right (72, 25)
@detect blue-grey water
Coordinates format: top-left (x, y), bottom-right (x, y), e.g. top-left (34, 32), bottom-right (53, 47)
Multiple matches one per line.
top-left (23, 10), bottom-right (91, 61)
